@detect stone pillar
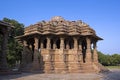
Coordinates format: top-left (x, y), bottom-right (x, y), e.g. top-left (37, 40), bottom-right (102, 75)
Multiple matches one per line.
top-left (93, 41), bottom-right (98, 63)
top-left (43, 37), bottom-right (52, 73)
top-left (86, 37), bottom-right (92, 62)
top-left (78, 40), bottom-right (83, 63)
top-left (0, 33), bottom-right (8, 71)
top-left (29, 44), bottom-right (32, 50)
top-left (54, 37), bottom-right (68, 73)
top-left (29, 44), bottom-right (33, 61)
top-left (22, 40), bottom-right (28, 63)
top-left (53, 39), bottom-right (56, 49)
top-left (47, 37), bottom-right (51, 49)
top-left (40, 40), bottom-right (44, 49)
top-left (73, 37), bottom-right (78, 49)
top-left (20, 40), bottom-right (29, 71)
top-left (78, 40), bottom-right (82, 50)
top-left (32, 37), bottom-right (40, 71)
top-left (43, 53), bottom-right (52, 73)
top-left (66, 41), bottom-right (69, 49)
top-left (34, 37), bottom-right (39, 60)
top-left (23, 40), bottom-right (28, 46)
top-left (60, 37), bottom-right (64, 49)
top-left (68, 37), bottom-right (80, 73)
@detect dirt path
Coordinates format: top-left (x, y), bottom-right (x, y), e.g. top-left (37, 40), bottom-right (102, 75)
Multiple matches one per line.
top-left (102, 69), bottom-right (120, 80)
top-left (0, 73), bottom-right (102, 80)
top-left (0, 69), bottom-right (120, 80)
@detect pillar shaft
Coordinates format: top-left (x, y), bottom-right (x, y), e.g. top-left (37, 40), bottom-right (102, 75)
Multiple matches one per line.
top-left (53, 40), bottom-right (56, 49)
top-left (23, 40), bottom-right (28, 46)
top-left (66, 41), bottom-right (69, 49)
top-left (33, 37), bottom-right (39, 61)
top-left (29, 44), bottom-right (32, 50)
top-left (73, 37), bottom-right (78, 49)
top-left (78, 40), bottom-right (83, 63)
top-left (93, 41), bottom-right (98, 63)
top-left (86, 37), bottom-right (92, 62)
top-left (44, 37), bottom-right (52, 73)
top-left (34, 37), bottom-right (39, 49)
top-left (21, 40), bottom-right (28, 67)
top-left (86, 38), bottom-right (91, 50)
top-left (47, 37), bottom-right (51, 49)
top-left (32, 37), bottom-right (40, 70)
top-left (60, 37), bottom-right (64, 49)
top-left (1, 33), bottom-right (8, 70)
top-left (40, 40), bottom-right (44, 49)
top-left (78, 40), bottom-right (82, 50)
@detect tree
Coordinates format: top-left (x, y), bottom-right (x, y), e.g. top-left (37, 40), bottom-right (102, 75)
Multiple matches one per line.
top-left (98, 51), bottom-right (120, 66)
top-left (98, 51), bottom-right (108, 66)
top-left (111, 54), bottom-right (120, 66)
top-left (2, 18), bottom-right (24, 67)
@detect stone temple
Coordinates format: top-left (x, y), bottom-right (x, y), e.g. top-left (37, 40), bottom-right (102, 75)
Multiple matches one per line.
top-left (16, 16), bottom-right (106, 73)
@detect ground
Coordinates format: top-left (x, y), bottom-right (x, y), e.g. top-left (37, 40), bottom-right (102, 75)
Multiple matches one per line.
top-left (102, 69), bottom-right (120, 80)
top-left (0, 69), bottom-right (120, 80)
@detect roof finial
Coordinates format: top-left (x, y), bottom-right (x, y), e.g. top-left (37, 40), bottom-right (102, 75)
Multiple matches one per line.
top-left (51, 16), bottom-right (65, 21)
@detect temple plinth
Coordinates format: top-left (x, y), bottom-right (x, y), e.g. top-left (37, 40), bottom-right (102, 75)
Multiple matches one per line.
top-left (16, 16), bottom-right (107, 73)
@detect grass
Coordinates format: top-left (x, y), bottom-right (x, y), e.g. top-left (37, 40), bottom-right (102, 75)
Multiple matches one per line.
top-left (105, 66), bottom-right (120, 69)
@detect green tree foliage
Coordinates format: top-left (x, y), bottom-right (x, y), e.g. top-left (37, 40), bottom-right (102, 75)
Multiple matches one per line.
top-left (98, 51), bottom-right (120, 66)
top-left (2, 18), bottom-right (24, 67)
top-left (111, 54), bottom-right (120, 66)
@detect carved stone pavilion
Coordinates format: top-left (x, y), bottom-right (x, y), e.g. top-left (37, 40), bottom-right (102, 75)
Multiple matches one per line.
top-left (16, 16), bottom-right (106, 73)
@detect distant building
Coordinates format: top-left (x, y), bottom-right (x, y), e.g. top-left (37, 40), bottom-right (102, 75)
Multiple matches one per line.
top-left (16, 16), bottom-right (106, 73)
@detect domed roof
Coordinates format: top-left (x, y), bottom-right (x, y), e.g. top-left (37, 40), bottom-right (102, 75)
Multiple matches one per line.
top-left (25, 16), bottom-right (96, 36)
top-left (16, 16), bottom-right (103, 40)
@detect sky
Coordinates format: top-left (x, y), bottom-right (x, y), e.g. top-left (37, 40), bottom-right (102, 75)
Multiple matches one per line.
top-left (0, 0), bottom-right (120, 54)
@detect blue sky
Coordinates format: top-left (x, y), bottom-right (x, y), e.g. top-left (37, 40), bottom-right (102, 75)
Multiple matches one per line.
top-left (0, 0), bottom-right (120, 54)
